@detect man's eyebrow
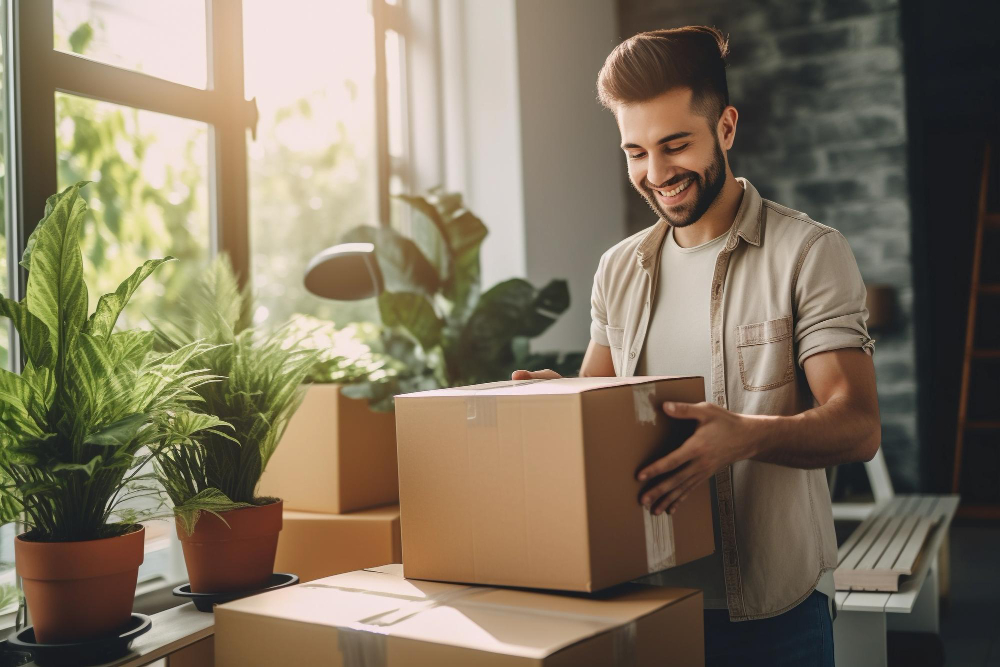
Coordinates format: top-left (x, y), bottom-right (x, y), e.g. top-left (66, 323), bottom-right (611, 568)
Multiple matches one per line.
top-left (621, 132), bottom-right (693, 150)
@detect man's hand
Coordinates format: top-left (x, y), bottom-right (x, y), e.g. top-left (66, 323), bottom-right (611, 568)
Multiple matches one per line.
top-left (637, 401), bottom-right (758, 516)
top-left (511, 369), bottom-right (563, 380)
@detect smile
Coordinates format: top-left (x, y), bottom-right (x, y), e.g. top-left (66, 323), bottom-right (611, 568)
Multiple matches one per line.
top-left (654, 178), bottom-right (693, 201)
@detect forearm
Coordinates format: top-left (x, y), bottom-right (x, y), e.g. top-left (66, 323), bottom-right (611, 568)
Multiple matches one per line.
top-left (744, 395), bottom-right (880, 469)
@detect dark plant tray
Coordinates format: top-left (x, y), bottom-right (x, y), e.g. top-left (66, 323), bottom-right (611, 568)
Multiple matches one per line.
top-left (5, 613), bottom-right (151, 667)
top-left (172, 572), bottom-right (299, 612)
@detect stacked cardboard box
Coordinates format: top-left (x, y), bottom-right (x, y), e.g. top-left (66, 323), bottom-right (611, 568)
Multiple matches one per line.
top-left (257, 384), bottom-right (402, 582)
top-left (215, 564), bottom-right (704, 666)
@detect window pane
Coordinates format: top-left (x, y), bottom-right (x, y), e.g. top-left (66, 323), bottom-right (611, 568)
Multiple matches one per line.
top-left (244, 0), bottom-right (380, 327)
top-left (53, 0), bottom-right (207, 89)
top-left (55, 93), bottom-right (211, 332)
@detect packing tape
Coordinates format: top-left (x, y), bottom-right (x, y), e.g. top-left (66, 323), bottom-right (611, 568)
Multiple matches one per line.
top-left (466, 395), bottom-right (497, 427)
top-left (611, 620), bottom-right (639, 666)
top-left (337, 626), bottom-right (387, 667)
top-left (643, 505), bottom-right (677, 572)
top-left (632, 384), bottom-right (658, 426)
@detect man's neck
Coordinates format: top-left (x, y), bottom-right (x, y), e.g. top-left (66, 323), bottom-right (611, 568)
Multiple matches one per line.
top-left (671, 172), bottom-right (744, 248)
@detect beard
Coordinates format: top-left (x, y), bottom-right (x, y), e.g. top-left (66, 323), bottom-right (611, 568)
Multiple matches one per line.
top-left (637, 137), bottom-right (727, 228)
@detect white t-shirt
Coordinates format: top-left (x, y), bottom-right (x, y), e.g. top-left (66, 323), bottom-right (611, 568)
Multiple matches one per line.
top-left (635, 226), bottom-right (834, 616)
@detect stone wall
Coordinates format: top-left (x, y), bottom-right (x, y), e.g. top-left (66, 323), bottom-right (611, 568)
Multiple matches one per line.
top-left (618, 0), bottom-right (919, 490)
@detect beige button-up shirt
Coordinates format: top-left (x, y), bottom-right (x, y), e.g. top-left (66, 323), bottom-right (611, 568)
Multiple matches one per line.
top-left (590, 177), bottom-right (876, 620)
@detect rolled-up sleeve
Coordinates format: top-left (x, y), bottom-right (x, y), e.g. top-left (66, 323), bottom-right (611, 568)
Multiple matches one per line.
top-left (590, 252), bottom-right (610, 347)
top-left (793, 230), bottom-right (876, 367)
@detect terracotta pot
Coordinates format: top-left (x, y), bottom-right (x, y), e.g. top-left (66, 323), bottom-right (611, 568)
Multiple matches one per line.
top-left (177, 500), bottom-right (283, 593)
top-left (15, 526), bottom-right (144, 644)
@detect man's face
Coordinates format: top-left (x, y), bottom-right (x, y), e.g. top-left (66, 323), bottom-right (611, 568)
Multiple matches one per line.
top-left (617, 88), bottom-right (729, 227)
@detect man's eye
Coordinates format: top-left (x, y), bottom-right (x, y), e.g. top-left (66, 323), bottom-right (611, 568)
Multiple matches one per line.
top-left (627, 152), bottom-right (646, 160)
top-left (664, 143), bottom-right (690, 154)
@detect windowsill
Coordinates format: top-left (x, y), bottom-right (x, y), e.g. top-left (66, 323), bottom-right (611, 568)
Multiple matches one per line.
top-left (16, 602), bottom-right (214, 667)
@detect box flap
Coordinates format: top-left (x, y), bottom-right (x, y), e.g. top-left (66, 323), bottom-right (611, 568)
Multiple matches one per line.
top-left (217, 568), bottom-right (698, 659)
top-left (396, 376), bottom-right (701, 399)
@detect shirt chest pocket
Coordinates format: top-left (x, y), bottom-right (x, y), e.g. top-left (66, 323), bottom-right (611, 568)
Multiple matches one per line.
top-left (735, 316), bottom-right (795, 391)
top-left (606, 325), bottom-right (625, 376)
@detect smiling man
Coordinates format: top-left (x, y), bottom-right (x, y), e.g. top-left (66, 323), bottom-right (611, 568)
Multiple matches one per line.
top-left (513, 26), bottom-right (881, 666)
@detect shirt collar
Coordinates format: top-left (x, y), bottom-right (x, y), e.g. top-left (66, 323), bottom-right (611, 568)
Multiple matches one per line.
top-left (636, 177), bottom-right (763, 270)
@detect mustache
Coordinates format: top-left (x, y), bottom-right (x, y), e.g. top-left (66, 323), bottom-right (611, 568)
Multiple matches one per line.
top-left (643, 173), bottom-right (698, 191)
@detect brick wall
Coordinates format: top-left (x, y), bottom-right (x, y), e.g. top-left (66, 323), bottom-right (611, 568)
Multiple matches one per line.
top-left (618, 0), bottom-right (919, 490)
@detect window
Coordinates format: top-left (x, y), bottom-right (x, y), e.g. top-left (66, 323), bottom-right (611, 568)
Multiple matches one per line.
top-left (8, 0), bottom-right (432, 604)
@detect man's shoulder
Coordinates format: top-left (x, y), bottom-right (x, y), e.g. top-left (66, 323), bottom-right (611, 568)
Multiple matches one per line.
top-left (759, 198), bottom-right (844, 250)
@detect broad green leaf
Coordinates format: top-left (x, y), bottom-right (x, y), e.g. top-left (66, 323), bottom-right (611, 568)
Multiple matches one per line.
top-left (52, 454), bottom-right (103, 477)
top-left (395, 194), bottom-right (450, 280)
top-left (442, 210), bottom-right (487, 315)
top-left (23, 182), bottom-right (90, 378)
top-left (167, 410), bottom-right (234, 442)
top-left (86, 257), bottom-right (174, 339)
top-left (84, 413), bottom-right (149, 447)
top-left (341, 226), bottom-right (440, 296)
top-left (377, 291), bottom-right (444, 351)
top-left (109, 330), bottom-right (155, 369)
top-left (0, 369), bottom-right (46, 440)
top-left (0, 296), bottom-right (53, 368)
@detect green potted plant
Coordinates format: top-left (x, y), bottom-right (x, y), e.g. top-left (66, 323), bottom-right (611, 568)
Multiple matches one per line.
top-left (0, 183), bottom-right (222, 643)
top-left (338, 189), bottom-right (581, 407)
top-left (153, 256), bottom-right (316, 594)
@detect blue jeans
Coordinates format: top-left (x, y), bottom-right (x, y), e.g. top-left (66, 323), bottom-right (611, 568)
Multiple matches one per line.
top-left (704, 590), bottom-right (835, 667)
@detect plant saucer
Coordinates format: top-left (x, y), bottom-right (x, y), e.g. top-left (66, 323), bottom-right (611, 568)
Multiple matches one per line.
top-left (6, 613), bottom-right (151, 667)
top-left (173, 572), bottom-right (299, 612)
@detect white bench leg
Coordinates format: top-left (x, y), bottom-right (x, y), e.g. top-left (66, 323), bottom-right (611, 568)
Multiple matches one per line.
top-left (835, 609), bottom-right (887, 667)
top-left (887, 554), bottom-right (940, 633)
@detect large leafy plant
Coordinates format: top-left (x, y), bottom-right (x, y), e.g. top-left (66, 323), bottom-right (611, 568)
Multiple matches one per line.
top-left (339, 189), bottom-right (580, 407)
top-left (0, 183), bottom-right (221, 542)
top-left (153, 257), bottom-right (317, 533)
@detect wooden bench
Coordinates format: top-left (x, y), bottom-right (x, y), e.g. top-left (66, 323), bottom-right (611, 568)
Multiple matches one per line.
top-left (832, 494), bottom-right (959, 667)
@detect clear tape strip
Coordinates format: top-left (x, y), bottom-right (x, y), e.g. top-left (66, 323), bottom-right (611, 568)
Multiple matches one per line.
top-left (632, 384), bottom-right (658, 425)
top-left (466, 395), bottom-right (498, 427)
top-left (644, 505), bottom-right (677, 572)
top-left (337, 626), bottom-right (388, 667)
top-left (611, 620), bottom-right (639, 666)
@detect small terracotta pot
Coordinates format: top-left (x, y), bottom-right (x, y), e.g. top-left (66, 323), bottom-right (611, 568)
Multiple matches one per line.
top-left (177, 500), bottom-right (283, 594)
top-left (15, 526), bottom-right (144, 644)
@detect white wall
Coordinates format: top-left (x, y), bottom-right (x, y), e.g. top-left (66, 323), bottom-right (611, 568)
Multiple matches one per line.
top-left (442, 0), bottom-right (627, 354)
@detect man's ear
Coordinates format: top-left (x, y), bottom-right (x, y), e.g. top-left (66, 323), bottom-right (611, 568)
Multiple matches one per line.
top-left (717, 105), bottom-right (738, 151)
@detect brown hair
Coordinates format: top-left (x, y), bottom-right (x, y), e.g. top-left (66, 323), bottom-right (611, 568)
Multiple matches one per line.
top-left (597, 26), bottom-right (730, 121)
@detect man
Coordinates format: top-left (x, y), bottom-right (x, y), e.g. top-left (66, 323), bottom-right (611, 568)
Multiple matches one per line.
top-left (513, 26), bottom-right (880, 666)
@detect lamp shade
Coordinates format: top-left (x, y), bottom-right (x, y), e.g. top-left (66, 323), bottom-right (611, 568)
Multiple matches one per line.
top-left (304, 243), bottom-right (384, 301)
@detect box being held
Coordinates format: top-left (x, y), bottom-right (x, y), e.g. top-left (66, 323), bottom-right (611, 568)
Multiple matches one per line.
top-left (215, 564), bottom-right (704, 666)
top-left (258, 384), bottom-right (398, 514)
top-left (395, 376), bottom-right (715, 592)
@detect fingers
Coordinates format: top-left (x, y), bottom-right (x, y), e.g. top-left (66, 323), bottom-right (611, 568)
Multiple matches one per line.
top-left (640, 464), bottom-right (699, 513)
top-left (661, 400), bottom-right (712, 421)
top-left (652, 473), bottom-right (703, 516)
top-left (637, 439), bottom-right (698, 481)
top-left (511, 369), bottom-right (562, 380)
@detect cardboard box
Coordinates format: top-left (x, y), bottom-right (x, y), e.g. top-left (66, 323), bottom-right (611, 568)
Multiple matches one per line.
top-left (274, 505), bottom-right (402, 583)
top-left (395, 376), bottom-right (715, 592)
top-left (258, 384), bottom-right (398, 514)
top-left (215, 564), bottom-right (704, 666)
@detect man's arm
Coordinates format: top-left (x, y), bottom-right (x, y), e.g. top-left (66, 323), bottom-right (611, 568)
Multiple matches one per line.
top-left (512, 340), bottom-right (615, 380)
top-left (636, 347), bottom-right (880, 515)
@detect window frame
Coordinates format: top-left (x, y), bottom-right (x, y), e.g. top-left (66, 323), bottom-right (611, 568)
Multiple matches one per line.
top-left (4, 0), bottom-right (432, 609)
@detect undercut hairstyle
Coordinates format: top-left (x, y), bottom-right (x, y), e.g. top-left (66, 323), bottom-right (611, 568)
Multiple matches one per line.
top-left (597, 26), bottom-right (730, 122)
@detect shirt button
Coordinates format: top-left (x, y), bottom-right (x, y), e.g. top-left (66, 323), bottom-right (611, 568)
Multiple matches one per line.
top-left (629, 351), bottom-right (636, 359)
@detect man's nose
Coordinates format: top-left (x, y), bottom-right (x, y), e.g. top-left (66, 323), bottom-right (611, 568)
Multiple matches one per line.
top-left (646, 153), bottom-right (677, 189)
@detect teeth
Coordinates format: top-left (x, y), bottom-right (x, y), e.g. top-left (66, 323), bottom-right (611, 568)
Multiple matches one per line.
top-left (658, 179), bottom-right (692, 198)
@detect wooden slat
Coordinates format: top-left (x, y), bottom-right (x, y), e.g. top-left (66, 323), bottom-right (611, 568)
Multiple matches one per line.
top-left (892, 517), bottom-right (936, 575)
top-left (840, 592), bottom-right (890, 612)
top-left (911, 496), bottom-right (938, 518)
top-left (840, 514), bottom-right (894, 571)
top-left (857, 516), bottom-right (905, 570)
top-left (836, 496), bottom-right (903, 562)
top-left (873, 515), bottom-right (919, 570)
